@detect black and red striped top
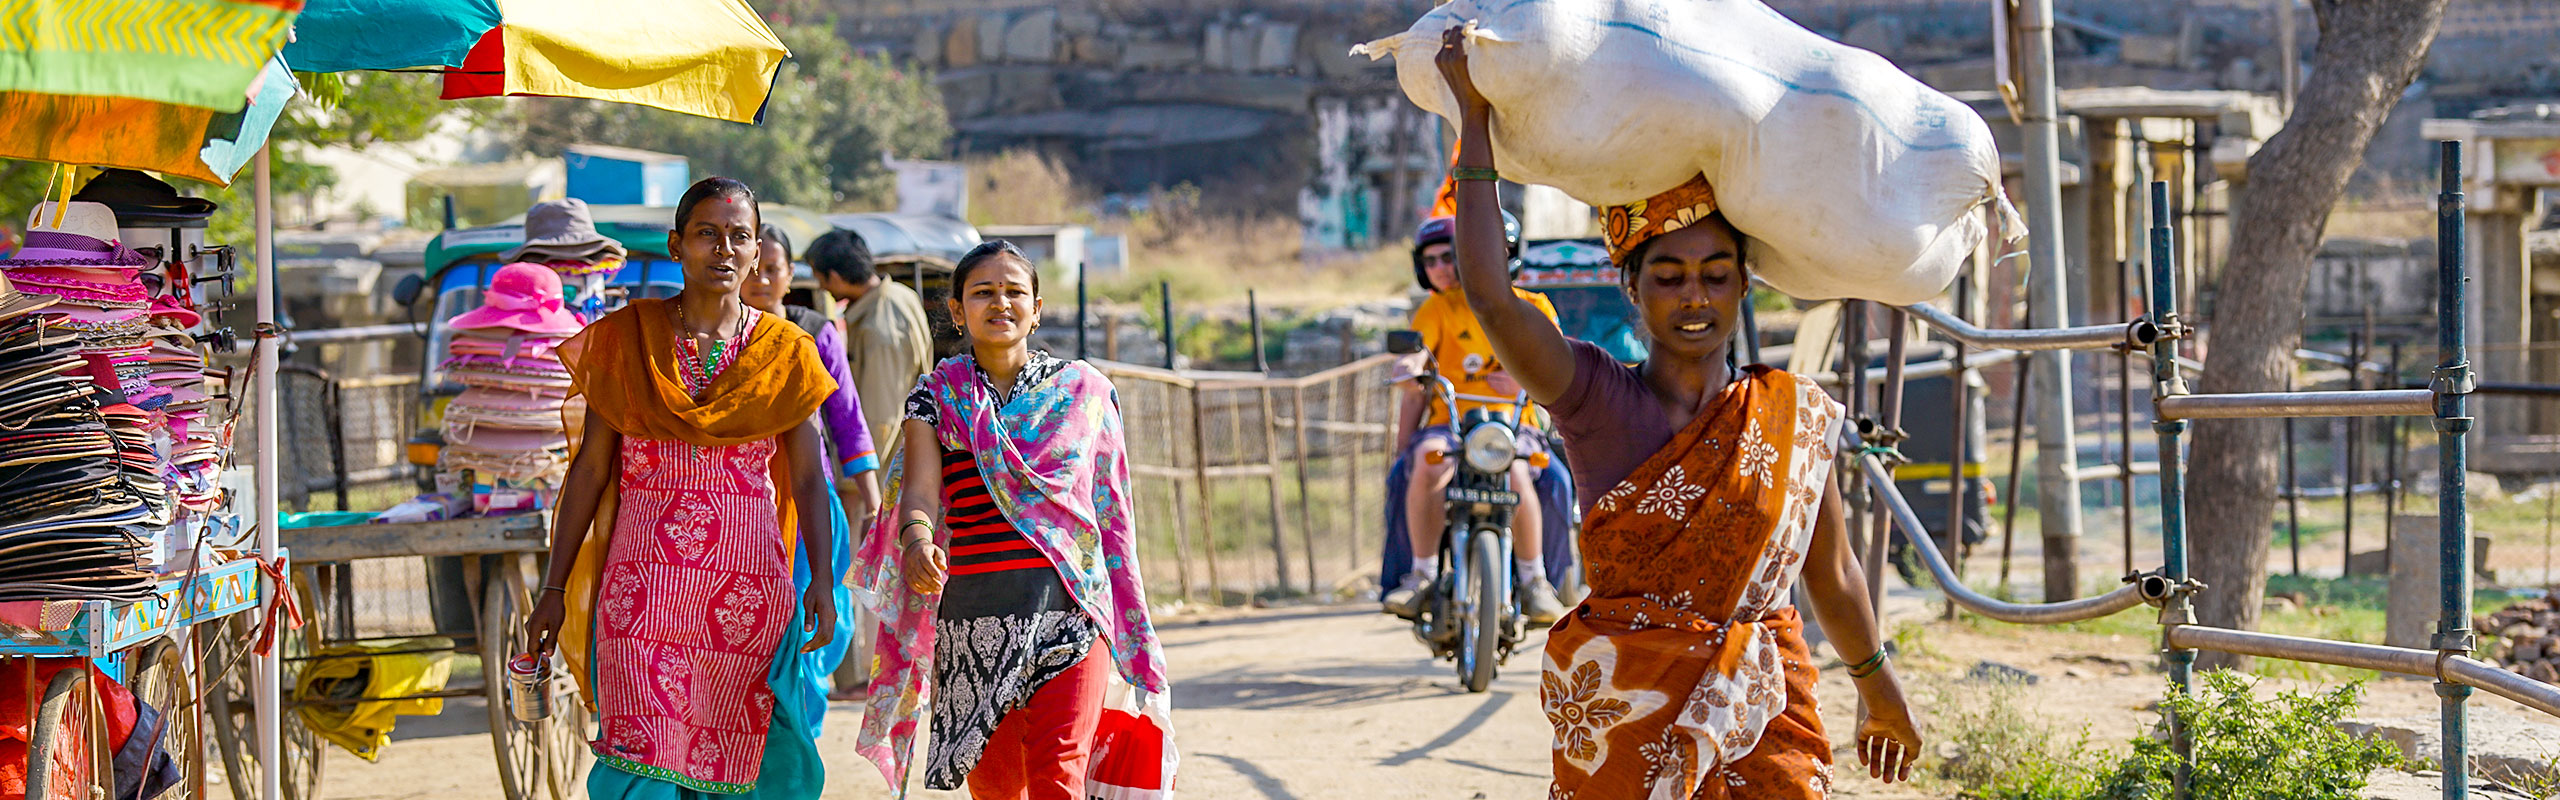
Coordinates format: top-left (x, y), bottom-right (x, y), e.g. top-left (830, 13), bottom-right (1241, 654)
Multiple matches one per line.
top-left (941, 448), bottom-right (1049, 577)
top-left (936, 445), bottom-right (1073, 620)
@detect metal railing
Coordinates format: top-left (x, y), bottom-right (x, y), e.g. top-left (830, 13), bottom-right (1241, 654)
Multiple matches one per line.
top-left (1863, 145), bottom-right (2536, 800)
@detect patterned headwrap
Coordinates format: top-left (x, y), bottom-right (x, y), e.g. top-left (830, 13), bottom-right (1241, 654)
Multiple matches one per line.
top-left (1602, 174), bottom-right (1721, 267)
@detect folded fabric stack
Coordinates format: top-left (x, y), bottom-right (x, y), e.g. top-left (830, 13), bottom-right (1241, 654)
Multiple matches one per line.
top-left (0, 207), bottom-right (162, 601)
top-left (439, 262), bottom-right (583, 515)
top-left (504, 198), bottom-right (627, 323)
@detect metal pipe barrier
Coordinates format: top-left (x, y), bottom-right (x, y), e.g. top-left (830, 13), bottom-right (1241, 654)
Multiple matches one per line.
top-left (2154, 389), bottom-right (2434, 419)
top-left (2160, 626), bottom-right (2560, 720)
top-left (2432, 139), bottom-right (2479, 800)
top-left (1857, 453), bottom-right (2151, 624)
top-left (1903, 299), bottom-right (2156, 352)
top-left (1858, 149), bottom-right (2514, 799)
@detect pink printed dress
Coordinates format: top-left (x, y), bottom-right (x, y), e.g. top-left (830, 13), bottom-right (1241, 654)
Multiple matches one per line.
top-left (588, 309), bottom-right (794, 793)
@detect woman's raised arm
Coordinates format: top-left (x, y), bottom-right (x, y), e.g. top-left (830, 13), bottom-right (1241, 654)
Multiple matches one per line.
top-left (1437, 26), bottom-right (1576, 405)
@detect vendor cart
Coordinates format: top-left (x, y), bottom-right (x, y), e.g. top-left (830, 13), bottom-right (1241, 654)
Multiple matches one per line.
top-left (3, 540), bottom-right (273, 800)
top-left (265, 512), bottom-right (586, 800)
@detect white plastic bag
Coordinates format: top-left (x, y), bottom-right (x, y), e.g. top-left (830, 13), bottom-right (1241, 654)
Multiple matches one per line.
top-left (1358, 0), bottom-right (2015, 305)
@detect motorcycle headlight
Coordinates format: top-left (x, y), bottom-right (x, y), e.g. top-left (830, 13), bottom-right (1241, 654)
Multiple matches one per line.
top-left (1461, 422), bottom-right (1517, 474)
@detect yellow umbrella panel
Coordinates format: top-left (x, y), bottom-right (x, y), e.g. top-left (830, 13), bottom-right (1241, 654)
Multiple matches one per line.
top-left (439, 0), bottom-right (787, 125)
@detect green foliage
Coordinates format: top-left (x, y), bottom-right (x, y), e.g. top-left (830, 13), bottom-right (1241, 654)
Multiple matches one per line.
top-left (507, 20), bottom-right (951, 210)
top-left (2090, 673), bottom-right (2401, 800)
top-left (1930, 678), bottom-right (2108, 800)
top-left (1939, 673), bottom-right (2399, 800)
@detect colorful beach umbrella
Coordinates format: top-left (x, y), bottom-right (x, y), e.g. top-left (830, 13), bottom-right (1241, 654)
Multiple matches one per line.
top-left (285, 0), bottom-right (788, 124)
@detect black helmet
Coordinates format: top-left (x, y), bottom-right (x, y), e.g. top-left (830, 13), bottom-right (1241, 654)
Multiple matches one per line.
top-left (1411, 211), bottom-right (1522, 293)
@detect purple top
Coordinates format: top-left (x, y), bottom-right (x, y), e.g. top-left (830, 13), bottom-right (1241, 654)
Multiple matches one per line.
top-left (787, 305), bottom-right (879, 476)
top-left (1547, 339), bottom-right (1678, 515)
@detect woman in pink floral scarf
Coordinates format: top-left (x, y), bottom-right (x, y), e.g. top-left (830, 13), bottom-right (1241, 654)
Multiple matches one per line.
top-left (846, 241), bottom-right (1169, 798)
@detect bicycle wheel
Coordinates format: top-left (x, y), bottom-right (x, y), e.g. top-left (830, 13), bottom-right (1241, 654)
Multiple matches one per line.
top-left (483, 558), bottom-right (542, 800)
top-left (26, 666), bottom-right (107, 800)
top-left (205, 604), bottom-right (324, 800)
top-left (127, 640), bottom-right (200, 800)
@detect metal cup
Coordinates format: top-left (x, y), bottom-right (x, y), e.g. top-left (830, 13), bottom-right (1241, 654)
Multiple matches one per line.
top-left (506, 653), bottom-right (552, 723)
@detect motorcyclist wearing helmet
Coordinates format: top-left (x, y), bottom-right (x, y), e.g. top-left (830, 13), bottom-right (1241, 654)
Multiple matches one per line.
top-left (1383, 212), bottom-right (1569, 625)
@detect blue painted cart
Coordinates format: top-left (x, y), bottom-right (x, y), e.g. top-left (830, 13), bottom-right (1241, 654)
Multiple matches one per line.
top-left (0, 529), bottom-right (286, 800)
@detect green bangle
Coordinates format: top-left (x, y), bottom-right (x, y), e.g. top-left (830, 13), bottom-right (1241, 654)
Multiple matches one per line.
top-left (1452, 166), bottom-right (1500, 182)
top-left (898, 519), bottom-right (932, 546)
top-left (1846, 648), bottom-right (1891, 679)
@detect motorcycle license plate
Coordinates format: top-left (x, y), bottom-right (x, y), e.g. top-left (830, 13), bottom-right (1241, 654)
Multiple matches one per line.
top-left (1446, 487), bottom-right (1519, 505)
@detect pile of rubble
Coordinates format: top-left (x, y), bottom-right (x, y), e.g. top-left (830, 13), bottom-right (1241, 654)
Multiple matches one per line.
top-left (2479, 592), bottom-right (2560, 683)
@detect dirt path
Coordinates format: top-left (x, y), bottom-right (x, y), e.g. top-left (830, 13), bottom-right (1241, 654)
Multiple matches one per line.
top-left (295, 590), bottom-right (2553, 799)
top-left (302, 601), bottom-right (1965, 799)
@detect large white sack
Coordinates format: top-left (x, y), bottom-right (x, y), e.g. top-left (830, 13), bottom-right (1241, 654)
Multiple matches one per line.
top-left (1357, 0), bottom-right (2014, 305)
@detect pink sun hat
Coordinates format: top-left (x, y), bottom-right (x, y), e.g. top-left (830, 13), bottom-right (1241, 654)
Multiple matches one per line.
top-left (448, 262), bottom-right (580, 335)
top-left (146, 295), bottom-right (200, 329)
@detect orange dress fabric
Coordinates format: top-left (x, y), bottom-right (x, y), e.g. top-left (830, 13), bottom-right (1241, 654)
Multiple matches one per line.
top-left (1543, 367), bottom-right (1843, 799)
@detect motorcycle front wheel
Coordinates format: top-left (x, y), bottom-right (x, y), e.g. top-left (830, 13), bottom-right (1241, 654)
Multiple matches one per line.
top-left (1459, 530), bottom-right (1506, 693)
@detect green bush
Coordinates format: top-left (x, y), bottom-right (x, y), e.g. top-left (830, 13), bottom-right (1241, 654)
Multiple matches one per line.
top-left (1939, 672), bottom-right (2400, 800)
top-left (2091, 672), bottom-right (2402, 800)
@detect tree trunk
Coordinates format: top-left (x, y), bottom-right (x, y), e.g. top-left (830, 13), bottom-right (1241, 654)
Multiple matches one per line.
top-left (2186, 0), bottom-right (2448, 671)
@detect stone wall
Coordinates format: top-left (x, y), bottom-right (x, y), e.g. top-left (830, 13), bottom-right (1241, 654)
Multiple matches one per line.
top-left (830, 0), bottom-right (2560, 252)
top-left (831, 0), bottom-right (1419, 243)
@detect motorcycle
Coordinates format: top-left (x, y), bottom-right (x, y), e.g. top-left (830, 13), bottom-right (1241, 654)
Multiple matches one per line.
top-left (1385, 329), bottom-right (1542, 692)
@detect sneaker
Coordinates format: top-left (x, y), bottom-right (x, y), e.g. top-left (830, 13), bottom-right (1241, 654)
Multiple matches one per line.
top-left (1520, 575), bottom-right (1567, 625)
top-left (1382, 572), bottom-right (1431, 620)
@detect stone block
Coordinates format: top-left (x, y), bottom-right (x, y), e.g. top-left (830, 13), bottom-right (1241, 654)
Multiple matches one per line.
top-left (944, 17), bottom-right (980, 69)
top-left (1256, 23), bottom-right (1300, 72)
top-left (1004, 10), bottom-right (1057, 63)
top-left (990, 68), bottom-right (1062, 115)
top-left (1202, 22), bottom-right (1229, 70)
top-left (2340, 707), bottom-right (2560, 787)
top-left (936, 70), bottom-right (998, 118)
top-left (2120, 34), bottom-right (2182, 68)
top-left (1067, 35), bottom-right (1119, 66)
top-left (976, 12), bottom-right (1009, 67)
top-left (912, 25), bottom-right (944, 67)
top-left (2386, 514), bottom-right (2494, 649)
top-left (1120, 39), bottom-right (1196, 71)
top-left (1226, 26), bottom-right (1259, 72)
top-left (1057, 10), bottom-right (1101, 37)
top-left (1124, 72), bottom-right (1313, 113)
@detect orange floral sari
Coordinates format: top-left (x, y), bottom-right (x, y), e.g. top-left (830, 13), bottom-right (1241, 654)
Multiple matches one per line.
top-left (1544, 367), bottom-right (1843, 799)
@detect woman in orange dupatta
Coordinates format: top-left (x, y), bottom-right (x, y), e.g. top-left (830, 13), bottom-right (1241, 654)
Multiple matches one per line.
top-left (523, 178), bottom-right (840, 798)
top-left (1432, 29), bottom-right (1924, 798)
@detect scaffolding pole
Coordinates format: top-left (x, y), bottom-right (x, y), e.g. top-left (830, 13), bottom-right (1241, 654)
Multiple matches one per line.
top-left (2016, 0), bottom-right (2084, 602)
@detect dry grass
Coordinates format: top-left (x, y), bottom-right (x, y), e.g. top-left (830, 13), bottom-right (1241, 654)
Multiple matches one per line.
top-left (2326, 184), bottom-right (2434, 241)
top-left (965, 150), bottom-right (1410, 313)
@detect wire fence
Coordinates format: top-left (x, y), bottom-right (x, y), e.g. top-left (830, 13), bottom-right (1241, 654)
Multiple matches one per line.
top-left (1100, 354), bottom-right (1404, 605)
top-left (271, 364), bottom-right (421, 512)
